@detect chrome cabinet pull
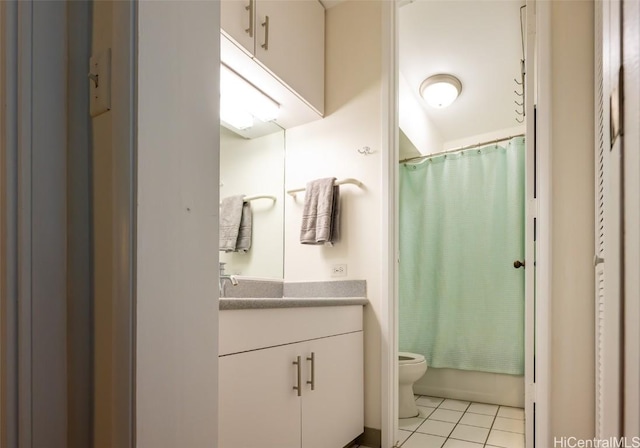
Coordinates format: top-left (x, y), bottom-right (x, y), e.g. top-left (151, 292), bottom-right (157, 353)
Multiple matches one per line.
top-left (261, 15), bottom-right (270, 50)
top-left (293, 356), bottom-right (301, 396)
top-left (306, 352), bottom-right (315, 390)
top-left (245, 0), bottom-right (254, 37)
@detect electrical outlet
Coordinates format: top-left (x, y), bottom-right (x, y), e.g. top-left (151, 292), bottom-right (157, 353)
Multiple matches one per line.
top-left (331, 264), bottom-right (347, 277)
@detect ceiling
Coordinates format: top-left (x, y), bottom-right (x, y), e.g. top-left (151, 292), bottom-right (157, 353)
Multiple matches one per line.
top-left (399, 0), bottom-right (525, 144)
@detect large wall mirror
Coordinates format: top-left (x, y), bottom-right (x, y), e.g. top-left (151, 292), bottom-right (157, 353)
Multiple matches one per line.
top-left (219, 125), bottom-right (285, 279)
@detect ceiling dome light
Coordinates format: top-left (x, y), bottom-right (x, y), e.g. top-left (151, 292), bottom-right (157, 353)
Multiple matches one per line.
top-left (419, 74), bottom-right (462, 108)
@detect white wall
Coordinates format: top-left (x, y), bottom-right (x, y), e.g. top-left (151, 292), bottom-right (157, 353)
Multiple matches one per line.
top-left (136, 2), bottom-right (219, 447)
top-left (284, 0), bottom-right (384, 431)
top-left (398, 72), bottom-right (443, 154)
top-left (549, 0), bottom-right (595, 440)
top-left (220, 127), bottom-right (285, 278)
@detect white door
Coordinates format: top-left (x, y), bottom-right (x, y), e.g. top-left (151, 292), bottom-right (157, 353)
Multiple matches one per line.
top-left (219, 344), bottom-right (302, 448)
top-left (253, 0), bottom-right (324, 114)
top-left (221, 0), bottom-right (255, 56)
top-left (136, 2), bottom-right (220, 447)
top-left (301, 332), bottom-right (364, 448)
top-left (523, 2), bottom-right (536, 446)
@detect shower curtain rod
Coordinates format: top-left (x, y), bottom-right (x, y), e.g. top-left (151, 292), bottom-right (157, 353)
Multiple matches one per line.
top-left (399, 133), bottom-right (525, 164)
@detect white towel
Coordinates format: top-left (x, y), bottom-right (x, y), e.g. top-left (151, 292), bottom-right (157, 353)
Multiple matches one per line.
top-left (300, 178), bottom-right (340, 245)
top-left (219, 195), bottom-right (245, 252)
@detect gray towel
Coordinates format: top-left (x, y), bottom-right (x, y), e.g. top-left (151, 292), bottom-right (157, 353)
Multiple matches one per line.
top-left (219, 195), bottom-right (245, 252)
top-left (300, 178), bottom-right (340, 245)
top-left (329, 185), bottom-right (340, 244)
top-left (236, 201), bottom-right (252, 253)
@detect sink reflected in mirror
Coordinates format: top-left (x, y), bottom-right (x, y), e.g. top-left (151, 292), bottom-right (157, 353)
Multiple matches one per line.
top-left (219, 125), bottom-right (285, 279)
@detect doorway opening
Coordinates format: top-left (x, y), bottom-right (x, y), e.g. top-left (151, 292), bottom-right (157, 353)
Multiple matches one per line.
top-left (382, 1), bottom-right (550, 447)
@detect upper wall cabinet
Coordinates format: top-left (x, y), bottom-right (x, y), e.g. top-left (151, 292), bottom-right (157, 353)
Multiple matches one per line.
top-left (221, 0), bottom-right (325, 118)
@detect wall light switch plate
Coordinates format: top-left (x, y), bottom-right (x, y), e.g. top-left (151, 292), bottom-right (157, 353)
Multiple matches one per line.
top-left (89, 48), bottom-right (111, 118)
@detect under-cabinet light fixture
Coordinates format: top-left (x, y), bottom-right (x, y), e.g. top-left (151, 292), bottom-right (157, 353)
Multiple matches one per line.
top-left (220, 64), bottom-right (280, 130)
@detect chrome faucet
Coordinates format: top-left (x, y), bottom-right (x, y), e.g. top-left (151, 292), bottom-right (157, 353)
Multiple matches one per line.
top-left (219, 262), bottom-right (239, 297)
top-left (219, 274), bottom-right (239, 297)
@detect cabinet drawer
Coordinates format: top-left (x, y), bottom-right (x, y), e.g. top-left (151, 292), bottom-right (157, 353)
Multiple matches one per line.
top-left (219, 305), bottom-right (363, 355)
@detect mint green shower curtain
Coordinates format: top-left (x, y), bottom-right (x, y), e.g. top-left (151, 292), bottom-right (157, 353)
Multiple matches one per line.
top-left (399, 137), bottom-right (525, 375)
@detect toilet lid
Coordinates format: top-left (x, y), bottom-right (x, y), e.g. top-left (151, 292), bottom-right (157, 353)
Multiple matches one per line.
top-left (399, 352), bottom-right (425, 365)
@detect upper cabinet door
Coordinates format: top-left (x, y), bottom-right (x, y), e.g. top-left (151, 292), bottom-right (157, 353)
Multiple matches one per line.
top-left (254, 0), bottom-right (325, 115)
top-left (221, 0), bottom-right (255, 55)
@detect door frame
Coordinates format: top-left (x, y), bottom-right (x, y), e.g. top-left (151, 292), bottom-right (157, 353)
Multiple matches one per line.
top-left (1, 2), bottom-right (70, 447)
top-left (380, 1), bottom-right (552, 446)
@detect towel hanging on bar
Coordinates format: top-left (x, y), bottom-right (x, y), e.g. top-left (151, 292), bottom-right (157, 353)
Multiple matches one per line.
top-left (219, 195), bottom-right (252, 252)
top-left (300, 178), bottom-right (340, 245)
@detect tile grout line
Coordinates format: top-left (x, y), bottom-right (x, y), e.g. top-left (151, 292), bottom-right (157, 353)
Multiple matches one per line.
top-left (444, 401), bottom-right (471, 446)
top-left (481, 405), bottom-right (500, 447)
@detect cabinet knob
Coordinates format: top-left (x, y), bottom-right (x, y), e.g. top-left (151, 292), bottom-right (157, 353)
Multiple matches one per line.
top-left (513, 260), bottom-right (525, 269)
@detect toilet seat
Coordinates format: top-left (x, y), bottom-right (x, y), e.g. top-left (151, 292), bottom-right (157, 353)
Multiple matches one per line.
top-left (399, 352), bottom-right (425, 365)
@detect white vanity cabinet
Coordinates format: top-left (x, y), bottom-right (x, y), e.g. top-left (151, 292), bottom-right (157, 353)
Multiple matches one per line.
top-left (219, 305), bottom-right (364, 448)
top-left (221, 0), bottom-right (325, 115)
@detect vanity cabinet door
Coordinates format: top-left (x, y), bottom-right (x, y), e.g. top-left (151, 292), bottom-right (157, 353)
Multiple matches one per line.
top-left (301, 331), bottom-right (364, 448)
top-left (219, 343), bottom-right (302, 448)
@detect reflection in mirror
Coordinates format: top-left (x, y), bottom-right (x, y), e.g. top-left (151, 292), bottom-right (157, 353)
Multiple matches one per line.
top-left (219, 125), bottom-right (285, 279)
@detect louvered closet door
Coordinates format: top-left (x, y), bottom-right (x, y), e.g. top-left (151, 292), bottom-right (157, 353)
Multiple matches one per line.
top-left (623, 0), bottom-right (640, 436)
top-left (595, 0), bottom-right (623, 438)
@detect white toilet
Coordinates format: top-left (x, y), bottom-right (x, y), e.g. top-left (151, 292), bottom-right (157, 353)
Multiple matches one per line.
top-left (398, 352), bottom-right (428, 418)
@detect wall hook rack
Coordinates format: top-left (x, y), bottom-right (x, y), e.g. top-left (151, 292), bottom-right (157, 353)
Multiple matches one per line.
top-left (357, 146), bottom-right (372, 156)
